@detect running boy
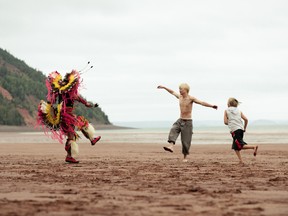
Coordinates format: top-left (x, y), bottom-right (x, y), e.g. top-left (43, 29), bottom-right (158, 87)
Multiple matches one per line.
top-left (157, 84), bottom-right (218, 162)
top-left (224, 97), bottom-right (258, 164)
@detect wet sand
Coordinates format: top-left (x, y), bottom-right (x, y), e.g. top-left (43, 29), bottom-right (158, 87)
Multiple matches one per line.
top-left (0, 132), bottom-right (288, 216)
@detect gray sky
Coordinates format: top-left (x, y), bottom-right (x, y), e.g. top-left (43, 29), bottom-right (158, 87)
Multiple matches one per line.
top-left (1, 0), bottom-right (287, 123)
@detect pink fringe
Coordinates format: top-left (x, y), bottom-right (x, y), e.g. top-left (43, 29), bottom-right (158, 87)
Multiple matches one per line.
top-left (37, 70), bottom-right (86, 144)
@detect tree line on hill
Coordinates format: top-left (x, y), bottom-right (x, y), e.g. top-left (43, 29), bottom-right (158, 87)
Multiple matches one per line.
top-left (0, 48), bottom-right (110, 126)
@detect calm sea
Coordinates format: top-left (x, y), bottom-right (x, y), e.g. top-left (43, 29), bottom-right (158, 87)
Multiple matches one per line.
top-left (98, 125), bottom-right (288, 145)
top-left (1, 125), bottom-right (287, 145)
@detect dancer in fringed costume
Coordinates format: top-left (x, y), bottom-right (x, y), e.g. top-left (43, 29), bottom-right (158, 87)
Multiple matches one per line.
top-left (37, 69), bottom-right (101, 163)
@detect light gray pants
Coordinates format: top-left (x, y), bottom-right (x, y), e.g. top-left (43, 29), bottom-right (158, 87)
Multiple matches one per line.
top-left (168, 119), bottom-right (193, 156)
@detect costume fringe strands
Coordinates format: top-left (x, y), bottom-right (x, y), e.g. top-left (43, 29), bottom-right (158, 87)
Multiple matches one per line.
top-left (69, 140), bottom-right (79, 158)
top-left (82, 123), bottom-right (96, 140)
top-left (36, 70), bottom-right (86, 143)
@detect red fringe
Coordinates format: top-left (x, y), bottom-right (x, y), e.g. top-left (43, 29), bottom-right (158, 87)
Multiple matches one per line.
top-left (36, 70), bottom-right (87, 144)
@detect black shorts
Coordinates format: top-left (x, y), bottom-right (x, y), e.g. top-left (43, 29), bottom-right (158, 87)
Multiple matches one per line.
top-left (231, 129), bottom-right (247, 151)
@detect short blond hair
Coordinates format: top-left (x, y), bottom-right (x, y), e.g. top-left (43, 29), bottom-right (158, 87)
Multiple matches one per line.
top-left (228, 97), bottom-right (239, 107)
top-left (179, 83), bottom-right (190, 93)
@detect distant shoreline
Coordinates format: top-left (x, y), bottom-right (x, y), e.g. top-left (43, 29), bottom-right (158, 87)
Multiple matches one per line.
top-left (0, 124), bottom-right (132, 133)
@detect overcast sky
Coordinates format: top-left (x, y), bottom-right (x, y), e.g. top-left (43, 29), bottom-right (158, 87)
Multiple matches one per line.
top-left (1, 0), bottom-right (287, 124)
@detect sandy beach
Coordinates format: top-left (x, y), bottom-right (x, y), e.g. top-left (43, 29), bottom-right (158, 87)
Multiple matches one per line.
top-left (0, 130), bottom-right (288, 216)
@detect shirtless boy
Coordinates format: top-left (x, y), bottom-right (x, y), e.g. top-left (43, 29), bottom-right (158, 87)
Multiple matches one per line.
top-left (157, 84), bottom-right (218, 162)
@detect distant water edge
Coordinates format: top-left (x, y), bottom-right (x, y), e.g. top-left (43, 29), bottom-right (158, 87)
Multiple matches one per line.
top-left (0, 123), bottom-right (287, 145)
top-left (101, 124), bottom-right (288, 145)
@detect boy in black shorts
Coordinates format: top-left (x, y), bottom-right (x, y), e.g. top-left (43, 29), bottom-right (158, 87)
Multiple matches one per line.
top-left (224, 98), bottom-right (258, 164)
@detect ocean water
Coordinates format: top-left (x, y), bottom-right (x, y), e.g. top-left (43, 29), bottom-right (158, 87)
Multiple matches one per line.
top-left (1, 125), bottom-right (287, 145)
top-left (98, 125), bottom-right (288, 145)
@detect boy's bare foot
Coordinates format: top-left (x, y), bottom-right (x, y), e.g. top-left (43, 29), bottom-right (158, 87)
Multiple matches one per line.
top-left (183, 159), bottom-right (188, 163)
top-left (253, 146), bottom-right (258, 156)
top-left (163, 145), bottom-right (174, 153)
top-left (163, 144), bottom-right (174, 153)
top-left (238, 161), bottom-right (244, 165)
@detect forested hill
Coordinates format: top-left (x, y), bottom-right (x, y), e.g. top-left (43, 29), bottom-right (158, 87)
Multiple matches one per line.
top-left (0, 48), bottom-right (111, 126)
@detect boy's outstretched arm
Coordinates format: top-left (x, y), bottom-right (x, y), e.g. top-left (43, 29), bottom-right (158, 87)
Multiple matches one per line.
top-left (193, 97), bottom-right (218, 109)
top-left (157, 85), bottom-right (179, 98)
